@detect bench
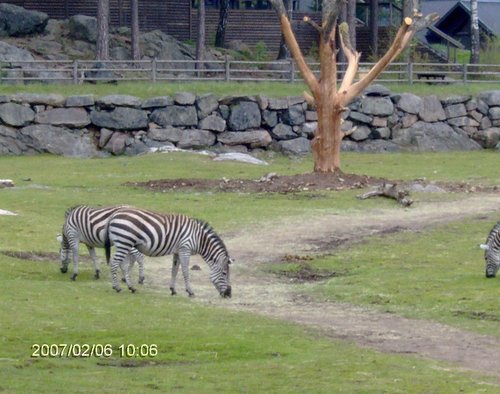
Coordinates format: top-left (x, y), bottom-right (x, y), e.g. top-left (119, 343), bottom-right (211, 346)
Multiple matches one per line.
top-left (416, 72), bottom-right (446, 81)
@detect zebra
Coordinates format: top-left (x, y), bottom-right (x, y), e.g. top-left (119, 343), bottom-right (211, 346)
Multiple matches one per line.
top-left (480, 221), bottom-right (500, 278)
top-left (104, 207), bottom-right (232, 297)
top-left (58, 205), bottom-right (145, 282)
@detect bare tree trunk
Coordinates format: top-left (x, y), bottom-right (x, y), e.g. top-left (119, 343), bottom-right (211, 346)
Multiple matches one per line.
top-left (370, 0), bottom-right (379, 58)
top-left (131, 0), bottom-right (140, 61)
top-left (276, 0), bottom-right (292, 60)
top-left (470, 0), bottom-right (480, 63)
top-left (195, 0), bottom-right (206, 71)
top-left (215, 0), bottom-right (229, 48)
top-left (96, 0), bottom-right (110, 61)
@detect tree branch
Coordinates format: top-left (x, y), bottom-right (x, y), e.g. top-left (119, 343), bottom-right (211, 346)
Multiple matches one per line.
top-left (303, 16), bottom-right (322, 33)
top-left (338, 22), bottom-right (361, 92)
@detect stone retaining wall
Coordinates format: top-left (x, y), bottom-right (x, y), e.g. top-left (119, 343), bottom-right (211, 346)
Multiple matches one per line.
top-left (0, 86), bottom-right (499, 157)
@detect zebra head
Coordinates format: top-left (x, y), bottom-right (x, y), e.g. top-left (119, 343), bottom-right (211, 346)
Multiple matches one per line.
top-left (56, 233), bottom-right (70, 273)
top-left (210, 254), bottom-right (232, 298)
top-left (480, 243), bottom-right (499, 278)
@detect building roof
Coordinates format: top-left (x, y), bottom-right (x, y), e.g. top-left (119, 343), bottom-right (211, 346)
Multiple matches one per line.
top-left (421, 0), bottom-right (500, 35)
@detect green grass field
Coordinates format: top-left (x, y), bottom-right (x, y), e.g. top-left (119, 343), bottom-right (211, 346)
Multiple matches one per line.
top-left (1, 151), bottom-right (499, 392)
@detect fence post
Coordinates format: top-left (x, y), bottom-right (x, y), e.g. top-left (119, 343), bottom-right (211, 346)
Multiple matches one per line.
top-left (151, 58), bottom-right (157, 83)
top-left (225, 55), bottom-right (230, 81)
top-left (407, 62), bottom-right (413, 84)
top-left (463, 64), bottom-right (468, 83)
top-left (72, 60), bottom-right (78, 84)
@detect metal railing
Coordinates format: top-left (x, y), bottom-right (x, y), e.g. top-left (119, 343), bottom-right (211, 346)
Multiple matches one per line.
top-left (1, 59), bottom-right (499, 84)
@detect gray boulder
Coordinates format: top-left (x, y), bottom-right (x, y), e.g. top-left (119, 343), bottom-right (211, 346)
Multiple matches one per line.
top-left (11, 93), bottom-right (65, 107)
top-left (66, 95), bottom-right (95, 107)
top-left (440, 95), bottom-right (471, 106)
top-left (278, 137), bottom-right (311, 155)
top-left (0, 4), bottom-right (48, 37)
top-left (142, 96), bottom-right (173, 109)
top-left (218, 130), bottom-right (272, 148)
top-left (19, 125), bottom-right (99, 157)
top-left (489, 107), bottom-right (500, 120)
top-left (177, 129), bottom-right (216, 149)
top-left (271, 123), bottom-right (297, 140)
top-left (68, 15), bottom-right (97, 43)
top-left (478, 91), bottom-right (500, 107)
top-left (444, 103), bottom-right (467, 119)
top-left (0, 41), bottom-right (35, 62)
top-left (349, 111), bottom-right (372, 124)
top-left (282, 104), bottom-right (305, 125)
top-left (35, 108), bottom-right (90, 128)
top-left (147, 126), bottom-right (183, 144)
top-left (394, 93), bottom-right (423, 114)
top-left (196, 94), bottom-right (219, 118)
top-left (150, 106), bottom-right (198, 127)
top-left (350, 125), bottom-right (372, 141)
top-left (98, 95), bottom-right (142, 108)
top-left (364, 84), bottom-right (391, 97)
top-left (360, 96), bottom-right (394, 116)
top-left (174, 92), bottom-right (196, 105)
top-left (419, 95), bottom-right (446, 122)
top-left (0, 125), bottom-right (32, 155)
top-left (228, 101), bottom-right (261, 131)
top-left (262, 110), bottom-right (278, 127)
top-left (90, 107), bottom-right (148, 130)
top-left (198, 114), bottom-right (226, 132)
top-left (103, 132), bottom-right (128, 155)
top-left (0, 102), bottom-right (35, 126)
top-left (472, 127), bottom-right (500, 148)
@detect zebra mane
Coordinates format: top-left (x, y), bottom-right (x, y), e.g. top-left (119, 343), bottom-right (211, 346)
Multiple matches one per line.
top-left (195, 219), bottom-right (228, 253)
top-left (64, 204), bottom-right (86, 218)
top-left (486, 222), bottom-right (500, 244)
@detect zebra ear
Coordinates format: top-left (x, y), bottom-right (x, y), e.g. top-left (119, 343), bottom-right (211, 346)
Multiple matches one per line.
top-left (228, 258), bottom-right (234, 265)
top-left (56, 234), bottom-right (63, 243)
top-left (479, 244), bottom-right (490, 251)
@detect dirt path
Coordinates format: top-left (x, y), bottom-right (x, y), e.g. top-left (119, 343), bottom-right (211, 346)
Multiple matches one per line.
top-left (147, 193), bottom-right (500, 378)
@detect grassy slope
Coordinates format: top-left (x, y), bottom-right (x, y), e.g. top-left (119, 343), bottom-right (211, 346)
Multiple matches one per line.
top-left (0, 152), bottom-right (499, 392)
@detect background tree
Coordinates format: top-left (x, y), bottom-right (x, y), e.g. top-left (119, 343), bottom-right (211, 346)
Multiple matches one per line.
top-left (96, 0), bottom-right (110, 60)
top-left (346, 0), bottom-right (357, 50)
top-left (131, 0), bottom-right (140, 60)
top-left (470, 0), bottom-right (480, 63)
top-left (269, 0), bottom-right (437, 172)
top-left (195, 0), bottom-right (206, 71)
top-left (276, 0), bottom-right (292, 60)
top-left (215, 0), bottom-right (230, 48)
top-left (369, 0), bottom-right (379, 57)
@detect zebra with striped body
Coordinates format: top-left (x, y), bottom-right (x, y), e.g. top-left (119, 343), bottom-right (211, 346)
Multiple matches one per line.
top-left (480, 221), bottom-right (500, 278)
top-left (104, 207), bottom-right (232, 297)
top-left (59, 205), bottom-right (145, 282)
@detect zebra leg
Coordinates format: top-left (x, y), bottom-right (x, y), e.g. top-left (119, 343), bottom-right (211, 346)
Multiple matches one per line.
top-left (169, 253), bottom-right (180, 295)
top-left (179, 253), bottom-right (195, 297)
top-left (135, 251), bottom-right (145, 285)
top-left (87, 246), bottom-right (100, 279)
top-left (120, 258), bottom-right (136, 293)
top-left (110, 250), bottom-right (126, 293)
top-left (70, 246), bottom-right (79, 281)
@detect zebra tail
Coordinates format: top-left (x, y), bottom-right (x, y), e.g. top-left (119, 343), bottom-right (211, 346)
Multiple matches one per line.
top-left (104, 232), bottom-right (111, 265)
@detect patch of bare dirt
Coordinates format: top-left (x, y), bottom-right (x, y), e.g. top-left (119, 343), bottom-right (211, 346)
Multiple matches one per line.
top-left (127, 172), bottom-right (499, 194)
top-left (2, 250), bottom-right (61, 262)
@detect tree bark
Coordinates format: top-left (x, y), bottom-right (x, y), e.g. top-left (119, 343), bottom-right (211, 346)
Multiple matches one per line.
top-left (346, 0), bottom-right (357, 50)
top-left (215, 0), bottom-right (229, 48)
top-left (470, 0), bottom-right (480, 64)
top-left (131, 0), bottom-right (140, 61)
top-left (195, 0), bottom-right (206, 71)
top-left (96, 0), bottom-right (110, 61)
top-left (370, 0), bottom-right (379, 58)
top-left (276, 0), bottom-right (292, 60)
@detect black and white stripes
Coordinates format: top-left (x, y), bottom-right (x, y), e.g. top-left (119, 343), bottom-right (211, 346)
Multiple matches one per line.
top-left (104, 207), bottom-right (232, 297)
top-left (480, 221), bottom-right (500, 278)
top-left (59, 205), bottom-right (145, 282)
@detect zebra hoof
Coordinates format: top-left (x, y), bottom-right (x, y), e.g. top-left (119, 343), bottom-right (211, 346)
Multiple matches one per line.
top-left (60, 267), bottom-right (67, 274)
top-left (187, 291), bottom-right (195, 298)
top-left (129, 287), bottom-right (137, 293)
top-left (170, 287), bottom-right (177, 296)
top-left (70, 274), bottom-right (77, 281)
top-left (138, 277), bottom-right (145, 285)
top-left (94, 270), bottom-right (100, 280)
top-left (121, 277), bottom-right (127, 283)
top-left (113, 286), bottom-right (122, 293)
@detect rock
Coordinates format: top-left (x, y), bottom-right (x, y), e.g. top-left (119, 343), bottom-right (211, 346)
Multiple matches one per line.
top-left (478, 91), bottom-right (500, 107)
top-left (97, 95), bottom-right (142, 108)
top-left (174, 92), bottom-right (196, 105)
top-left (394, 93), bottom-right (423, 114)
top-left (84, 61), bottom-right (115, 83)
top-left (147, 126), bottom-right (184, 143)
top-left (213, 153), bottom-right (268, 165)
top-left (228, 101), bottom-right (261, 131)
top-left (489, 107), bottom-right (500, 120)
top-left (267, 98), bottom-right (289, 110)
top-left (345, 139), bottom-right (401, 152)
top-left (360, 96), bottom-right (394, 116)
top-left (447, 116), bottom-right (479, 128)
top-left (142, 96), bottom-right (173, 109)
top-left (0, 3), bottom-right (48, 37)
top-left (373, 127), bottom-right (391, 139)
top-left (196, 94), bottom-right (219, 118)
top-left (472, 127), bottom-right (500, 148)
top-left (218, 130), bottom-right (272, 148)
top-left (271, 123), bottom-right (297, 140)
top-left (90, 107), bottom-right (148, 130)
top-left (0, 41), bottom-right (35, 64)
top-left (364, 84), bottom-right (391, 97)
top-left (177, 129), bottom-right (216, 149)
top-left (350, 125), bottom-right (372, 141)
top-left (68, 14), bottom-right (97, 43)
top-left (11, 93), bottom-right (65, 107)
top-left (440, 95), bottom-right (471, 106)
top-left (401, 113), bottom-right (418, 128)
top-left (66, 95), bottom-right (95, 107)
top-left (278, 137), bottom-right (311, 155)
top-left (419, 95), bottom-right (446, 122)
top-left (198, 114), bottom-right (226, 132)
top-left (444, 103), bottom-right (467, 119)
top-left (0, 102), bottom-right (35, 126)
top-left (19, 125), bottom-right (99, 157)
top-left (35, 108), bottom-right (90, 128)
top-left (282, 104), bottom-right (305, 125)
top-left (103, 132), bottom-right (127, 155)
top-left (98, 128), bottom-right (114, 148)
top-left (371, 117), bottom-right (387, 128)
top-left (408, 183), bottom-right (446, 193)
top-left (301, 122), bottom-right (317, 138)
top-left (305, 110), bottom-right (318, 121)
top-left (349, 111), bottom-right (372, 124)
top-left (262, 110), bottom-right (278, 127)
top-left (150, 106), bottom-right (198, 127)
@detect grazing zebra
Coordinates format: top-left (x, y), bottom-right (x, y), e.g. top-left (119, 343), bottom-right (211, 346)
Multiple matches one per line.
top-left (59, 205), bottom-right (145, 282)
top-left (104, 207), bottom-right (232, 297)
top-left (480, 221), bottom-right (500, 278)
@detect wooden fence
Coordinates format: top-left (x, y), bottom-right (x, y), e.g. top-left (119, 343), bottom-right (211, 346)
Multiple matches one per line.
top-left (1, 59), bottom-right (499, 84)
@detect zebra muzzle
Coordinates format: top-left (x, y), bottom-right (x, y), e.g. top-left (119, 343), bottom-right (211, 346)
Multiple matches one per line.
top-left (222, 286), bottom-right (232, 298)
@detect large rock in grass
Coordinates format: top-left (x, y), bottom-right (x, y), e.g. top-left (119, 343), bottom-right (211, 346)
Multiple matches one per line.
top-left (68, 15), bottom-right (97, 43)
top-left (0, 4), bottom-right (48, 37)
